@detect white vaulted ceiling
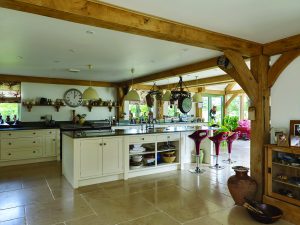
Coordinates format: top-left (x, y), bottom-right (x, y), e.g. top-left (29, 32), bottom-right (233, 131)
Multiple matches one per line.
top-left (1, 0), bottom-right (300, 83)
top-left (100, 0), bottom-right (300, 43)
top-left (0, 8), bottom-right (221, 82)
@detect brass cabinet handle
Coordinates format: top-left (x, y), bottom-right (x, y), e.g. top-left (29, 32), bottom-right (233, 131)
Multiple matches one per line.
top-left (103, 143), bottom-right (107, 146)
top-left (52, 139), bottom-right (55, 141)
top-left (49, 132), bottom-right (52, 134)
top-left (8, 142), bottom-right (11, 145)
top-left (99, 143), bottom-right (103, 146)
top-left (33, 151), bottom-right (36, 153)
top-left (167, 136), bottom-right (170, 139)
top-left (33, 132), bottom-right (36, 135)
top-left (141, 138), bottom-right (145, 140)
top-left (33, 141), bottom-right (36, 143)
top-left (8, 133), bottom-right (11, 136)
top-left (8, 153), bottom-right (11, 156)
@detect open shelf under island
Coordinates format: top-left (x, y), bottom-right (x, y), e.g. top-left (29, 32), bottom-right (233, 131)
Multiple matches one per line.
top-left (62, 126), bottom-right (215, 188)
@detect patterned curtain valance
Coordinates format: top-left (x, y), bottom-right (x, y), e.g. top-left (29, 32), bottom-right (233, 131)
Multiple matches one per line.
top-left (0, 82), bottom-right (21, 103)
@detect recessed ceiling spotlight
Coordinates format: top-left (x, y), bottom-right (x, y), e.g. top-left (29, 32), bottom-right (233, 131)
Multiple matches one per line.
top-left (53, 60), bottom-right (60, 63)
top-left (17, 56), bottom-right (23, 59)
top-left (69, 49), bottom-right (75, 53)
top-left (86, 30), bottom-right (95, 34)
top-left (182, 48), bottom-right (188, 52)
top-left (68, 68), bottom-right (80, 72)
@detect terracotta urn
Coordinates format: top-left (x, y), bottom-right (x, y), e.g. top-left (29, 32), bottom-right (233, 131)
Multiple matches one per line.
top-left (227, 166), bottom-right (257, 206)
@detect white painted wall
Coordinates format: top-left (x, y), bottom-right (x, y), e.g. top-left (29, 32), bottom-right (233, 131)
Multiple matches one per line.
top-left (21, 82), bottom-right (116, 122)
top-left (271, 56), bottom-right (300, 133)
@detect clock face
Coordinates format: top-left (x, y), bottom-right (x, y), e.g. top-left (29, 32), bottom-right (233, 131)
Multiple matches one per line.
top-left (179, 97), bottom-right (192, 113)
top-left (63, 89), bottom-right (83, 107)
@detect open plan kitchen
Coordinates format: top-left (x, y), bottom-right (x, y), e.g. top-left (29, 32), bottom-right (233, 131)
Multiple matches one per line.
top-left (1, 1), bottom-right (300, 225)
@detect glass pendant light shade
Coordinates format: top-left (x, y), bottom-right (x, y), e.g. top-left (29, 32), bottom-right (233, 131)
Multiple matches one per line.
top-left (82, 87), bottom-right (99, 100)
top-left (124, 89), bottom-right (140, 101)
top-left (162, 90), bottom-right (171, 101)
top-left (192, 92), bottom-right (202, 103)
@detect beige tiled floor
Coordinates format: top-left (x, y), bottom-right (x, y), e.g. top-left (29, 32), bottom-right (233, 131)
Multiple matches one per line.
top-left (0, 141), bottom-right (294, 225)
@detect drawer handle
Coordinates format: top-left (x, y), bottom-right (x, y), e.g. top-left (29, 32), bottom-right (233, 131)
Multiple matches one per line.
top-left (8, 133), bottom-right (11, 136)
top-left (103, 143), bottom-right (107, 146)
top-left (49, 132), bottom-right (52, 134)
top-left (141, 138), bottom-right (145, 140)
top-left (8, 142), bottom-right (11, 145)
top-left (8, 153), bottom-right (11, 156)
top-left (33, 132), bottom-right (36, 135)
top-left (99, 143), bottom-right (103, 146)
top-left (167, 136), bottom-right (170, 138)
top-left (33, 141), bottom-right (36, 143)
top-left (53, 139), bottom-right (55, 141)
top-left (33, 151), bottom-right (36, 153)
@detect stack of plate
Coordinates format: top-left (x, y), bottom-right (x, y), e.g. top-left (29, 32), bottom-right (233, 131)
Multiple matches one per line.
top-left (130, 144), bottom-right (146, 154)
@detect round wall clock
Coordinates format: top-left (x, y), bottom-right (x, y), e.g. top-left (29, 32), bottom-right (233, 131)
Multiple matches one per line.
top-left (178, 96), bottom-right (192, 114)
top-left (63, 89), bottom-right (83, 107)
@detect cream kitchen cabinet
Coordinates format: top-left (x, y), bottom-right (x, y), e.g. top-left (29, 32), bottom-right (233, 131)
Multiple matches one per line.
top-left (63, 135), bottom-right (123, 188)
top-left (0, 129), bottom-right (60, 166)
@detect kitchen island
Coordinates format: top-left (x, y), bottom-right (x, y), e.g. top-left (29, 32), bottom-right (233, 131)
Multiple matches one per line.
top-left (62, 126), bottom-right (216, 188)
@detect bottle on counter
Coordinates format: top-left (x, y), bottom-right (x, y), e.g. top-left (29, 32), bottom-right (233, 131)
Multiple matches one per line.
top-left (0, 114), bottom-right (3, 124)
top-left (6, 115), bottom-right (11, 123)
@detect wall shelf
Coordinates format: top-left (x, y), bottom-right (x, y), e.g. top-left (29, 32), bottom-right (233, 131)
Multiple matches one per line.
top-left (22, 103), bottom-right (65, 112)
top-left (85, 105), bottom-right (120, 112)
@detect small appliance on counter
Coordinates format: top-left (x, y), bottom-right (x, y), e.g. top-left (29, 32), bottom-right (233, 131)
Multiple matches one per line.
top-left (44, 114), bottom-right (56, 127)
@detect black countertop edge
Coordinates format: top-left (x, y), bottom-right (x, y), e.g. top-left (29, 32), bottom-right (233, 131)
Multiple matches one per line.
top-left (62, 126), bottom-right (215, 139)
top-left (0, 121), bottom-right (207, 131)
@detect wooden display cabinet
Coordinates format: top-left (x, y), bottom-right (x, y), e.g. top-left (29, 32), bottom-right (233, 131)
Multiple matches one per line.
top-left (264, 144), bottom-right (300, 224)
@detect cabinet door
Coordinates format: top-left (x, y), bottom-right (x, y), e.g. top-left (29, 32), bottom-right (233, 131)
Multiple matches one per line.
top-left (80, 139), bottom-right (102, 178)
top-left (102, 138), bottom-right (123, 175)
top-left (45, 136), bottom-right (56, 157)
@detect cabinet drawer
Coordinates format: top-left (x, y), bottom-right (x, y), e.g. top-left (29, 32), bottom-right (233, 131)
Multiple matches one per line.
top-left (40, 129), bottom-right (57, 136)
top-left (156, 133), bottom-right (180, 142)
top-left (1, 137), bottom-right (42, 149)
top-left (128, 135), bottom-right (156, 143)
top-left (1, 148), bottom-right (42, 160)
top-left (0, 130), bottom-right (43, 138)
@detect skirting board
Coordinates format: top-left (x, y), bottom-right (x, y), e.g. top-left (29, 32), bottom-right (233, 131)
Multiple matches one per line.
top-left (263, 195), bottom-right (300, 225)
top-left (0, 157), bottom-right (58, 167)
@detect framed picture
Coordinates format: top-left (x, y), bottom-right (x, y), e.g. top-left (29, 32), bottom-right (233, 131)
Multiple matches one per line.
top-left (270, 127), bottom-right (288, 144)
top-left (290, 120), bottom-right (300, 136)
top-left (277, 133), bottom-right (289, 147)
top-left (290, 135), bottom-right (300, 147)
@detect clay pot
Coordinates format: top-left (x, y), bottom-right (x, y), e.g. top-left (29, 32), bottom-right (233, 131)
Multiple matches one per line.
top-left (227, 166), bottom-right (257, 206)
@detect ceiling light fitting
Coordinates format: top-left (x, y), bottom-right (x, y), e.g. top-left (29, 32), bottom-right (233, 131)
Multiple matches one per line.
top-left (192, 76), bottom-right (203, 103)
top-left (124, 68), bottom-right (140, 102)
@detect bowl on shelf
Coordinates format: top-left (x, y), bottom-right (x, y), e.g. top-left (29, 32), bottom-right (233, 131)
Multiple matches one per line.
top-left (162, 155), bottom-right (176, 163)
top-left (143, 157), bottom-right (155, 164)
top-left (133, 144), bottom-right (142, 148)
top-left (131, 155), bottom-right (143, 162)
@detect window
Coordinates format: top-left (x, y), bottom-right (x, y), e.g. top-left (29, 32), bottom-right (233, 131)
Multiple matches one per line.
top-left (202, 97), bottom-right (209, 122)
top-left (129, 103), bottom-right (150, 119)
top-left (244, 95), bottom-right (249, 119)
top-left (227, 95), bottom-right (241, 118)
top-left (0, 103), bottom-right (19, 121)
top-left (0, 82), bottom-right (21, 121)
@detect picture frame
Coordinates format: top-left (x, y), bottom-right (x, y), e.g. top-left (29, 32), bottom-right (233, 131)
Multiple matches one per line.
top-left (277, 133), bottom-right (289, 147)
top-left (270, 127), bottom-right (288, 144)
top-left (290, 135), bottom-right (300, 147)
top-left (289, 120), bottom-right (300, 136)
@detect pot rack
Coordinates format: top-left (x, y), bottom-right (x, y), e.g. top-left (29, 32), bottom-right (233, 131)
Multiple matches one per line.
top-left (170, 76), bottom-right (191, 102)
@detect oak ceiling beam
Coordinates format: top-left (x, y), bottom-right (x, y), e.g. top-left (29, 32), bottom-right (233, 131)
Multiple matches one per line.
top-left (119, 56), bottom-right (220, 86)
top-left (226, 89), bottom-right (245, 95)
top-left (0, 0), bottom-right (262, 57)
top-left (225, 93), bottom-right (239, 109)
top-left (220, 51), bottom-right (258, 102)
top-left (225, 82), bottom-right (236, 93)
top-left (0, 74), bottom-right (115, 87)
top-left (159, 74), bottom-right (234, 89)
top-left (268, 49), bottom-right (300, 88)
top-left (264, 34), bottom-right (300, 55)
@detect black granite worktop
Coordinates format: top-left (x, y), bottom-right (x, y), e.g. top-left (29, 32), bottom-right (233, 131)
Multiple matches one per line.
top-left (63, 126), bottom-right (216, 138)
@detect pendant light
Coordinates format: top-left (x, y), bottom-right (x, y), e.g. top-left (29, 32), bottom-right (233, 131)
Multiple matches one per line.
top-left (124, 68), bottom-right (140, 101)
top-left (162, 78), bottom-right (171, 101)
top-left (82, 65), bottom-right (99, 100)
top-left (192, 76), bottom-right (203, 103)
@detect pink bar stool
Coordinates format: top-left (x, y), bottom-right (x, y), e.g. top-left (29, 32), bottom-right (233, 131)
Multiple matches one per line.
top-left (209, 132), bottom-right (228, 170)
top-left (223, 132), bottom-right (239, 164)
top-left (188, 130), bottom-right (208, 174)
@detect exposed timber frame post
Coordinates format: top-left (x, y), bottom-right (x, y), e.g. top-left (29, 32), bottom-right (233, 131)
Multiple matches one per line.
top-left (195, 87), bottom-right (205, 119)
top-left (116, 86), bottom-right (129, 120)
top-left (218, 50), bottom-right (270, 199)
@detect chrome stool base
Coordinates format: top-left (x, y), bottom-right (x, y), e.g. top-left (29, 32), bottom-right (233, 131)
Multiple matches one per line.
top-left (222, 159), bottom-right (236, 164)
top-left (189, 167), bottom-right (205, 174)
top-left (209, 164), bottom-right (225, 170)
